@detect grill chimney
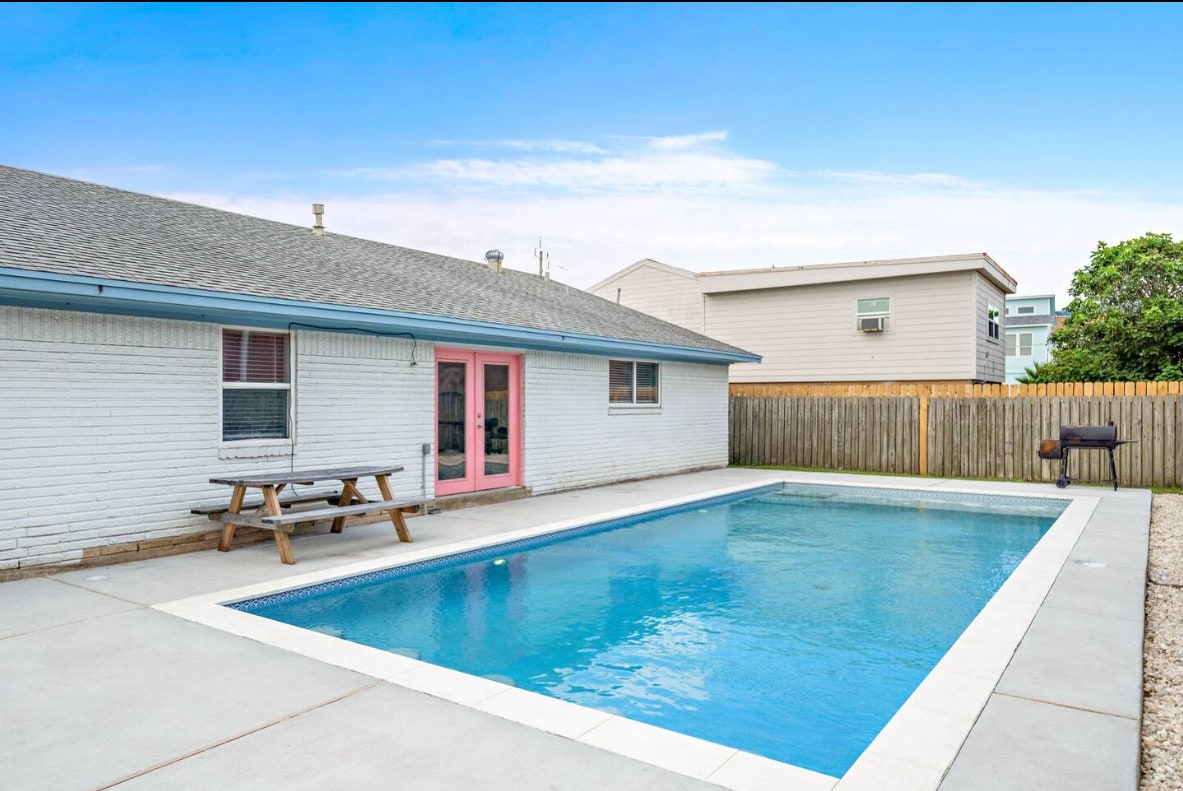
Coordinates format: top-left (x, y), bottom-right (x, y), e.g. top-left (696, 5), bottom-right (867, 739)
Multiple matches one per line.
top-left (312, 203), bottom-right (325, 236)
top-left (485, 249), bottom-right (504, 274)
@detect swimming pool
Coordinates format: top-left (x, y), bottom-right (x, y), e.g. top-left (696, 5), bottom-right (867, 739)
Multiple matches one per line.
top-left (231, 482), bottom-right (1066, 778)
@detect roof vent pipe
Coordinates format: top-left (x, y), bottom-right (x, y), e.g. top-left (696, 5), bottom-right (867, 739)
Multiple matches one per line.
top-left (485, 249), bottom-right (504, 274)
top-left (312, 203), bottom-right (325, 236)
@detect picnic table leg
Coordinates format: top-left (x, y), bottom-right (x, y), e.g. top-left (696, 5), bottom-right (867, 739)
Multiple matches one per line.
top-left (217, 485), bottom-right (247, 552)
top-left (375, 474), bottom-right (413, 543)
top-left (331, 478), bottom-right (365, 533)
top-left (262, 485), bottom-right (295, 565)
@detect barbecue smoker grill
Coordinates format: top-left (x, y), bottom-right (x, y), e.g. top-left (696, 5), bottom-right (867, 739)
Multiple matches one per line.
top-left (1037, 422), bottom-right (1136, 490)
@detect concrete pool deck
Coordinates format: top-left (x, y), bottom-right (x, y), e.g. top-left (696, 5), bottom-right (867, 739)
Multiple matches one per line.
top-left (0, 469), bottom-right (1150, 790)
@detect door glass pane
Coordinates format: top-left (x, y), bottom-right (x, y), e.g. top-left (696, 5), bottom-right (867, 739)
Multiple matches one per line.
top-left (483, 363), bottom-right (510, 476)
top-left (438, 362), bottom-right (466, 481)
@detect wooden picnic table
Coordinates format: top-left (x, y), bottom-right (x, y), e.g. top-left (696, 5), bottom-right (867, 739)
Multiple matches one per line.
top-left (210, 464), bottom-right (414, 565)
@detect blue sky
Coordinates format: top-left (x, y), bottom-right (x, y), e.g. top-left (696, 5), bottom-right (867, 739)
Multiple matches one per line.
top-left (3, 2), bottom-right (1181, 298)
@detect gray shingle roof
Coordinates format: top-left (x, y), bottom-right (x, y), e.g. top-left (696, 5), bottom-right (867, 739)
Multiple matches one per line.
top-left (1007, 314), bottom-right (1055, 327)
top-left (0, 165), bottom-right (751, 358)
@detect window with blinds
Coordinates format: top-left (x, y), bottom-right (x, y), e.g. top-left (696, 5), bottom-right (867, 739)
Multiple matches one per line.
top-left (609, 360), bottom-right (660, 405)
top-left (222, 329), bottom-right (292, 441)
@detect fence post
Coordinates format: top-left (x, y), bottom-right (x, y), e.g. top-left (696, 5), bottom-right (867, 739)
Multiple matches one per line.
top-left (919, 395), bottom-right (929, 475)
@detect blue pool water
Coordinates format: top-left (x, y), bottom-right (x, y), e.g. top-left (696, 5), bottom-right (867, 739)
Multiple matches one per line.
top-left (234, 484), bottom-right (1065, 777)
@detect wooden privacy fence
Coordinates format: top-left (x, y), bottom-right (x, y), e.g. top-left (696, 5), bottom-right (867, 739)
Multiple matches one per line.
top-left (730, 396), bottom-right (921, 475)
top-left (729, 382), bottom-right (1183, 488)
top-left (730, 381), bottom-right (1183, 398)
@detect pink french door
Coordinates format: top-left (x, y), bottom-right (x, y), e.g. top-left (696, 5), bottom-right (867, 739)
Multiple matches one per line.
top-left (435, 349), bottom-right (523, 495)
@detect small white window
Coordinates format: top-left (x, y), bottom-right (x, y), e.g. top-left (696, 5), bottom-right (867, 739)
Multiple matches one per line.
top-left (609, 360), bottom-right (659, 404)
top-left (222, 329), bottom-right (292, 441)
top-left (987, 305), bottom-right (1001, 340)
top-left (1017, 306), bottom-right (1035, 315)
top-left (1005, 332), bottom-right (1033, 357)
top-left (856, 297), bottom-right (890, 332)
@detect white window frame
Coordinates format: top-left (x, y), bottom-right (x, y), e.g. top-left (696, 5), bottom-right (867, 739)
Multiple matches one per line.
top-left (1017, 332), bottom-right (1032, 356)
top-left (1005, 332), bottom-right (1033, 357)
top-left (855, 296), bottom-right (891, 332)
top-left (987, 304), bottom-right (1001, 341)
top-left (608, 359), bottom-right (661, 408)
top-left (219, 326), bottom-right (296, 449)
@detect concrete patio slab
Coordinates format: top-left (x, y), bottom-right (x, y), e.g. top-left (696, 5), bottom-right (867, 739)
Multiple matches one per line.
top-left (837, 751), bottom-right (946, 791)
top-left (938, 693), bottom-right (1140, 791)
top-left (112, 683), bottom-right (716, 791)
top-left (0, 607), bottom-right (371, 791)
top-left (0, 576), bottom-right (139, 639)
top-left (996, 604), bottom-right (1144, 718)
top-left (0, 469), bottom-right (1152, 791)
top-left (708, 751), bottom-right (838, 791)
top-left (1068, 528), bottom-right (1150, 570)
top-left (1041, 558), bottom-right (1149, 621)
top-left (578, 715), bottom-right (738, 780)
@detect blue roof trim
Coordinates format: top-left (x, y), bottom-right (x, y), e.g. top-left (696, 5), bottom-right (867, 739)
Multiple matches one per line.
top-left (0, 268), bottom-right (761, 365)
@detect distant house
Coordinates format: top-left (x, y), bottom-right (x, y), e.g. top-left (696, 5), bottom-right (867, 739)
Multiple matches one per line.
top-left (0, 165), bottom-right (758, 572)
top-left (588, 255), bottom-right (1018, 388)
top-left (1004, 294), bottom-right (1057, 383)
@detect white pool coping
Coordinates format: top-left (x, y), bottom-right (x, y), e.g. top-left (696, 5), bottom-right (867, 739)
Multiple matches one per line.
top-left (154, 476), bottom-right (1098, 791)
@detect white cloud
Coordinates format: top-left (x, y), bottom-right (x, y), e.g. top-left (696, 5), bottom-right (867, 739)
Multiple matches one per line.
top-left (408, 152), bottom-right (775, 190)
top-left (819, 170), bottom-right (979, 189)
top-left (646, 130), bottom-right (729, 150)
top-left (335, 133), bottom-right (774, 192)
top-left (425, 138), bottom-right (608, 154)
top-left (173, 133), bottom-right (1183, 305)
top-left (496, 139), bottom-right (608, 154)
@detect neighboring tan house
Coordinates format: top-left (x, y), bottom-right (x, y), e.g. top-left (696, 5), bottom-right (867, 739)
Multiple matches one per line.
top-left (1004, 294), bottom-right (1057, 383)
top-left (588, 255), bottom-right (1018, 388)
top-left (0, 165), bottom-right (758, 572)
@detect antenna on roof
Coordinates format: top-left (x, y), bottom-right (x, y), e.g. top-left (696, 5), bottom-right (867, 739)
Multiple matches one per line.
top-left (312, 204), bottom-right (325, 236)
top-left (534, 237), bottom-right (550, 277)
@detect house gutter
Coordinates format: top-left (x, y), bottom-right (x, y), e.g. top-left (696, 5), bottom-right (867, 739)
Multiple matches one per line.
top-left (0, 268), bottom-right (761, 365)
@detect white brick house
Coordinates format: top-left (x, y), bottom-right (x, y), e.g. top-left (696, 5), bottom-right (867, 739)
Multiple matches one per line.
top-left (0, 166), bottom-right (756, 572)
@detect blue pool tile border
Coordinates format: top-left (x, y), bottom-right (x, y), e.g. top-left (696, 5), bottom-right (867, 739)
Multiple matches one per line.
top-left (229, 482), bottom-right (1071, 613)
top-left (775, 483), bottom-right (1069, 515)
top-left (229, 483), bottom-right (780, 610)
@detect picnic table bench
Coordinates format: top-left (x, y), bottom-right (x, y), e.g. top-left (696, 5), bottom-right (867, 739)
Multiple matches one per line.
top-left (208, 465), bottom-right (417, 564)
top-left (190, 490), bottom-right (344, 515)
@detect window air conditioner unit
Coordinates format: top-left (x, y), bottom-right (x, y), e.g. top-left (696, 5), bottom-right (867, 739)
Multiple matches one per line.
top-left (859, 316), bottom-right (886, 332)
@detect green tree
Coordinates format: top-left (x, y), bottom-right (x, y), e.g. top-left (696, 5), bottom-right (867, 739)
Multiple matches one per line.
top-left (1020, 232), bottom-right (1183, 383)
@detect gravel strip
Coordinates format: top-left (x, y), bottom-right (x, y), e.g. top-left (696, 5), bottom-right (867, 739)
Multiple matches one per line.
top-left (1142, 493), bottom-right (1183, 791)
